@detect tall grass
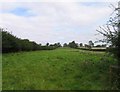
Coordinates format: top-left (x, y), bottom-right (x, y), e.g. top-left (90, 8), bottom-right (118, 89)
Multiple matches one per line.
top-left (2, 48), bottom-right (116, 90)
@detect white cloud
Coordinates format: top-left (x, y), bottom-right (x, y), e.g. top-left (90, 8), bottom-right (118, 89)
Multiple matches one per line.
top-left (0, 2), bottom-right (116, 45)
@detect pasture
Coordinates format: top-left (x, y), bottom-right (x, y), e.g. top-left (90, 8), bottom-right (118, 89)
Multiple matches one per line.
top-left (2, 48), bottom-right (116, 90)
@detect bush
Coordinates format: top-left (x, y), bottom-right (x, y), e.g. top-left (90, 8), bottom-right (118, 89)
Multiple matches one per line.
top-left (1, 29), bottom-right (58, 53)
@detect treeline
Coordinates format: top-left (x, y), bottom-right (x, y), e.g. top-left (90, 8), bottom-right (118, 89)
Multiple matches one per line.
top-left (1, 29), bottom-right (79, 53)
top-left (1, 30), bottom-right (61, 53)
top-left (1, 28), bottom-right (107, 53)
top-left (63, 41), bottom-right (78, 48)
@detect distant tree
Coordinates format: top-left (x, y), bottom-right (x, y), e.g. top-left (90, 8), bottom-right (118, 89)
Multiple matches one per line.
top-left (39, 43), bottom-right (41, 46)
top-left (84, 44), bottom-right (91, 48)
top-left (57, 42), bottom-right (62, 47)
top-left (31, 41), bottom-right (39, 50)
top-left (101, 44), bottom-right (106, 47)
top-left (80, 43), bottom-right (83, 47)
top-left (46, 43), bottom-right (49, 46)
top-left (63, 43), bottom-right (68, 47)
top-left (68, 41), bottom-right (78, 48)
top-left (84, 44), bottom-right (87, 47)
top-left (88, 40), bottom-right (94, 47)
top-left (54, 42), bottom-right (61, 48)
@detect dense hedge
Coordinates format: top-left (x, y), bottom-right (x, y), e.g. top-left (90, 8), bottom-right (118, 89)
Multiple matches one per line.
top-left (1, 30), bottom-right (59, 53)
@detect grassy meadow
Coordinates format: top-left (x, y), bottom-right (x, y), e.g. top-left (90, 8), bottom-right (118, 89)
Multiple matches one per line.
top-left (2, 48), bottom-right (116, 90)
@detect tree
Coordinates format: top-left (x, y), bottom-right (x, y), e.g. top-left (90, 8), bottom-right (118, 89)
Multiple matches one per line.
top-left (63, 43), bottom-right (68, 47)
top-left (79, 43), bottom-right (83, 47)
top-left (1, 28), bottom-right (57, 53)
top-left (88, 40), bottom-right (94, 47)
top-left (46, 43), bottom-right (49, 46)
top-left (57, 42), bottom-right (62, 47)
top-left (96, 6), bottom-right (120, 64)
top-left (68, 41), bottom-right (78, 48)
top-left (101, 44), bottom-right (106, 47)
top-left (84, 44), bottom-right (91, 49)
top-left (54, 42), bottom-right (61, 48)
top-left (2, 30), bottom-right (21, 52)
top-left (96, 2), bottom-right (120, 89)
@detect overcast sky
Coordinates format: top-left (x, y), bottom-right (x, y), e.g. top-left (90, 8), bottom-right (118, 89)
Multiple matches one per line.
top-left (0, 0), bottom-right (118, 45)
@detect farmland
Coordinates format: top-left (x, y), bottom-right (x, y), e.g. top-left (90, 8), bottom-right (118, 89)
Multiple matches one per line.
top-left (2, 48), bottom-right (116, 90)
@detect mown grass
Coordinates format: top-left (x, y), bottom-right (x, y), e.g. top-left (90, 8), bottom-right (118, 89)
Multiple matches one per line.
top-left (2, 47), bottom-right (116, 90)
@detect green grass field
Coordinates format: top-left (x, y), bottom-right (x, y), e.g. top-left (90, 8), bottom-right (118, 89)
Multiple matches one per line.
top-left (2, 48), bottom-right (116, 90)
